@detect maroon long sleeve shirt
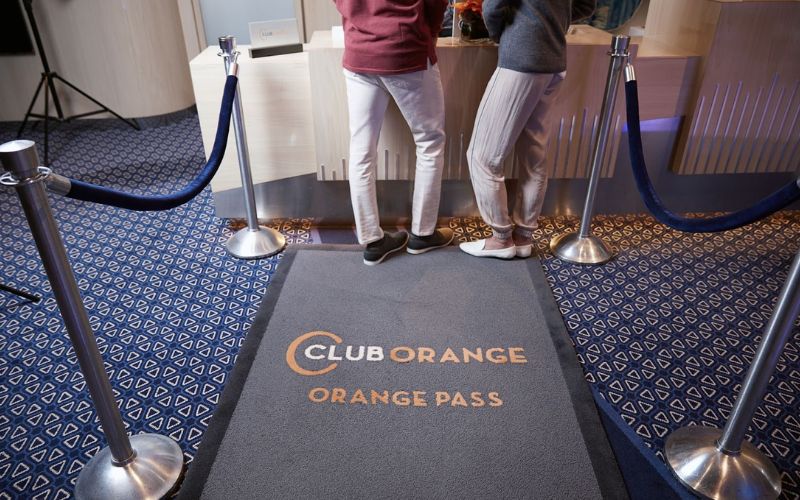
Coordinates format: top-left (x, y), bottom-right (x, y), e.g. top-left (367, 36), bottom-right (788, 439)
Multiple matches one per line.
top-left (333, 0), bottom-right (448, 75)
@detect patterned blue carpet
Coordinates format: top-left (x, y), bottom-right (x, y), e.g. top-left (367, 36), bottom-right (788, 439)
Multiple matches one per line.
top-left (452, 214), bottom-right (800, 499)
top-left (1, 114), bottom-right (798, 499)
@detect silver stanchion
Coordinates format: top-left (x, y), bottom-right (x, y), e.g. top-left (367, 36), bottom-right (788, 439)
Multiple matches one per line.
top-left (550, 35), bottom-right (630, 265)
top-left (664, 248), bottom-right (800, 499)
top-left (218, 35), bottom-right (286, 259)
top-left (0, 140), bottom-right (184, 500)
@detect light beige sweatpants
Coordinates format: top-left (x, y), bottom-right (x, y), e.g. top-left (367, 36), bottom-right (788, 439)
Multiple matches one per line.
top-left (467, 67), bottom-right (565, 238)
top-left (344, 64), bottom-right (446, 245)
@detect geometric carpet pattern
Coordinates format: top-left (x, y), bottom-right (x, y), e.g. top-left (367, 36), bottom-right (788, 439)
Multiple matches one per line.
top-left (1, 114), bottom-right (798, 499)
top-left (0, 116), bottom-right (309, 499)
top-left (451, 214), bottom-right (800, 500)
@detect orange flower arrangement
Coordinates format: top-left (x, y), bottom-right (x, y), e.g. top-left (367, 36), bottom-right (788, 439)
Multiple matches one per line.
top-left (453, 0), bottom-right (488, 40)
top-left (453, 0), bottom-right (483, 15)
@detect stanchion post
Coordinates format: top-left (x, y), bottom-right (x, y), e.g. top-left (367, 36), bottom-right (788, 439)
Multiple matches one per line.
top-left (217, 35), bottom-right (286, 259)
top-left (0, 140), bottom-right (184, 500)
top-left (550, 35), bottom-right (630, 264)
top-left (664, 247), bottom-right (800, 499)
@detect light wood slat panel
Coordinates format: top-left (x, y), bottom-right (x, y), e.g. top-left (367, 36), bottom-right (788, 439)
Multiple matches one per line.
top-left (642, 0), bottom-right (721, 57)
top-left (675, 2), bottom-right (800, 174)
top-left (634, 56), bottom-right (700, 121)
top-left (308, 27), bottom-right (644, 182)
top-left (307, 40), bottom-right (349, 181)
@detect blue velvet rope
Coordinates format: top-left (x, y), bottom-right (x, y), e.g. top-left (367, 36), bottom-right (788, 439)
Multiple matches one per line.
top-left (65, 75), bottom-right (238, 211)
top-left (625, 80), bottom-right (800, 233)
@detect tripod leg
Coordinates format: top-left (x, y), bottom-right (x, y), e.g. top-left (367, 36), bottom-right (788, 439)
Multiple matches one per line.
top-left (44, 78), bottom-right (50, 166)
top-left (17, 74), bottom-right (46, 138)
top-left (0, 283), bottom-right (42, 303)
top-left (56, 74), bottom-right (141, 130)
top-left (46, 73), bottom-right (65, 120)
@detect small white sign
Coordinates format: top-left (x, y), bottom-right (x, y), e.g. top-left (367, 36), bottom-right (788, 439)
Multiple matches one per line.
top-left (248, 18), bottom-right (300, 48)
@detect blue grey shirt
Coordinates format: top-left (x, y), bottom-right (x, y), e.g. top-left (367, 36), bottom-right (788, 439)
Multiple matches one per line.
top-left (482, 0), bottom-right (596, 73)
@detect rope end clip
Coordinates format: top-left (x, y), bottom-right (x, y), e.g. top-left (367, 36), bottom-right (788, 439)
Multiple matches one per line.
top-left (625, 64), bottom-right (636, 83)
top-left (217, 35), bottom-right (240, 77)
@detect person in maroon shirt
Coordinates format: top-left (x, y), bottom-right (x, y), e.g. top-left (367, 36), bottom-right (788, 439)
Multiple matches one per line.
top-left (333, 0), bottom-right (453, 265)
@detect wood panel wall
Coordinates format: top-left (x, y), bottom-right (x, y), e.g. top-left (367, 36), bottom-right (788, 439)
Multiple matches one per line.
top-left (294, 0), bottom-right (341, 43)
top-left (677, 3), bottom-right (800, 174)
top-left (0, 0), bottom-right (196, 121)
top-left (643, 0), bottom-right (800, 174)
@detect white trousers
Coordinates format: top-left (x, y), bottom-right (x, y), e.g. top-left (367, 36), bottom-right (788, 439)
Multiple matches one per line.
top-left (344, 65), bottom-right (446, 245)
top-left (467, 68), bottom-right (565, 237)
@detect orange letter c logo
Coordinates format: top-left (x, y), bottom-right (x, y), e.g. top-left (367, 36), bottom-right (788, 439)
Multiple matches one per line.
top-left (286, 331), bottom-right (342, 376)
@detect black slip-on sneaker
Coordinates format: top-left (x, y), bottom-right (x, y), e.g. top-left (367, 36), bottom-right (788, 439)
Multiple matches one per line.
top-left (363, 231), bottom-right (409, 266)
top-left (406, 228), bottom-right (455, 255)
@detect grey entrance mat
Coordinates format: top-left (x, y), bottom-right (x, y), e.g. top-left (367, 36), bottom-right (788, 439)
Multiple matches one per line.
top-left (179, 246), bottom-right (627, 499)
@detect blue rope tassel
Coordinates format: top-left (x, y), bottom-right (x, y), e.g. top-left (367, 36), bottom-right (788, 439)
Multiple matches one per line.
top-left (66, 75), bottom-right (238, 211)
top-left (625, 80), bottom-right (799, 233)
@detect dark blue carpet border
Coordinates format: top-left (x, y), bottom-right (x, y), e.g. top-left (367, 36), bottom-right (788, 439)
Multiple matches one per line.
top-left (594, 389), bottom-right (696, 499)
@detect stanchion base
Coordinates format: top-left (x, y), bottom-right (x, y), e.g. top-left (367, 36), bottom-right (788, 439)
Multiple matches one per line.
top-left (226, 226), bottom-right (286, 259)
top-left (549, 232), bottom-right (612, 264)
top-left (665, 426), bottom-right (782, 500)
top-left (74, 433), bottom-right (184, 500)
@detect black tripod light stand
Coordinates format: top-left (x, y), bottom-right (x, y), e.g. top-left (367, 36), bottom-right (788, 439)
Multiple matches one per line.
top-left (0, 283), bottom-right (41, 304)
top-left (16, 0), bottom-right (140, 165)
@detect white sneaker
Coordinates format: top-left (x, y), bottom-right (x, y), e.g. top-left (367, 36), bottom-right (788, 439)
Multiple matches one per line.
top-left (515, 244), bottom-right (533, 258)
top-left (459, 239), bottom-right (516, 259)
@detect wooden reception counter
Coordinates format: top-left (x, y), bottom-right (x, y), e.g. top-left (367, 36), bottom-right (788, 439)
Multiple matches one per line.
top-left (308, 28), bottom-right (645, 182)
top-left (189, 0), bottom-right (799, 219)
top-left (190, 27), bottom-right (693, 205)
